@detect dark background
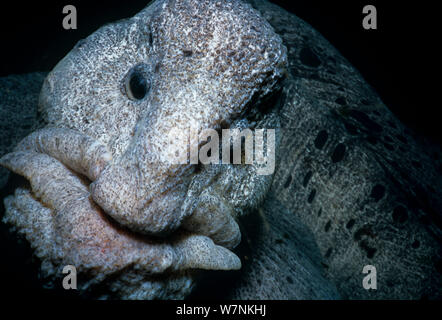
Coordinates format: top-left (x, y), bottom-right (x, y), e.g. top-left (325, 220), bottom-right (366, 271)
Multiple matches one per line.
top-left (0, 0), bottom-right (439, 301)
top-left (0, 1), bottom-right (439, 144)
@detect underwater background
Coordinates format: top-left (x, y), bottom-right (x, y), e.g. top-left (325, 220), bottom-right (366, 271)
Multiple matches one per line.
top-left (0, 1), bottom-right (440, 300)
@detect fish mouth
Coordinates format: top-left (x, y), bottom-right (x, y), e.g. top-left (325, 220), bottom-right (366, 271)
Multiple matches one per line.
top-left (89, 147), bottom-right (242, 248)
top-left (85, 151), bottom-right (244, 272)
top-left (0, 127), bottom-right (243, 280)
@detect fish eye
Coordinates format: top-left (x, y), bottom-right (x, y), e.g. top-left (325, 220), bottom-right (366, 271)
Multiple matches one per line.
top-left (123, 65), bottom-right (151, 101)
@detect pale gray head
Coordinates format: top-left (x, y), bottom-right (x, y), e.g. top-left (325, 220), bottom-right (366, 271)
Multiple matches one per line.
top-left (39, 0), bottom-right (287, 246)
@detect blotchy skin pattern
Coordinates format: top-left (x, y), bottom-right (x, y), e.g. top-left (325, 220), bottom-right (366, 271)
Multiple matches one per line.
top-left (238, 0), bottom-right (442, 299)
top-left (0, 0), bottom-right (287, 299)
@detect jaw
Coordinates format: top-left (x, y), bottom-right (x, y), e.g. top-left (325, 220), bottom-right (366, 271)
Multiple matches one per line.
top-left (90, 160), bottom-right (193, 237)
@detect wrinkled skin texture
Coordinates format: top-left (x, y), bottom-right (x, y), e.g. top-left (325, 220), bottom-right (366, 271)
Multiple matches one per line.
top-left (235, 0), bottom-right (442, 299)
top-left (1, 0), bottom-right (442, 300)
top-left (1, 0), bottom-right (288, 299)
top-left (39, 0), bottom-right (286, 239)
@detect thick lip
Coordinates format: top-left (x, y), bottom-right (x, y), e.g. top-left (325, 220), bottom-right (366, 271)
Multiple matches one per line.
top-left (0, 147), bottom-right (242, 275)
top-left (89, 157), bottom-right (193, 236)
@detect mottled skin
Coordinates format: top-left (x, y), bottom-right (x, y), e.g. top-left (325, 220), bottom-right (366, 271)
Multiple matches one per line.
top-left (1, 0), bottom-right (288, 299)
top-left (229, 0), bottom-right (442, 299)
top-left (1, 0), bottom-right (442, 300)
top-left (40, 0), bottom-right (286, 239)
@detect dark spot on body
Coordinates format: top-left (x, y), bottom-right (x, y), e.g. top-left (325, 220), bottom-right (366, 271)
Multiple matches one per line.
top-left (331, 143), bottom-right (346, 163)
top-left (148, 30), bottom-right (153, 46)
top-left (54, 137), bottom-right (60, 149)
top-left (314, 130), bottom-right (328, 149)
top-left (392, 205), bottom-right (408, 223)
top-left (384, 136), bottom-right (394, 143)
top-left (183, 49), bottom-right (193, 57)
top-left (299, 47), bottom-right (321, 68)
top-left (325, 220), bottom-right (331, 232)
top-left (346, 219), bottom-right (355, 229)
top-left (359, 240), bottom-right (377, 259)
top-left (303, 171), bottom-right (313, 187)
top-left (275, 239), bottom-right (284, 244)
top-left (154, 63), bottom-right (161, 73)
top-left (317, 208), bottom-right (322, 217)
top-left (335, 97), bottom-right (346, 105)
top-left (227, 50), bottom-right (235, 57)
top-left (349, 110), bottom-right (383, 133)
top-left (325, 248), bottom-right (332, 258)
top-left (284, 175), bottom-right (292, 189)
top-left (370, 184), bottom-right (386, 202)
top-left (286, 276), bottom-right (293, 284)
top-left (307, 189), bottom-right (316, 203)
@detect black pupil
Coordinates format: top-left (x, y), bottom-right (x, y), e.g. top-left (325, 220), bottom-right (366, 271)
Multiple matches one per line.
top-left (129, 71), bottom-right (148, 100)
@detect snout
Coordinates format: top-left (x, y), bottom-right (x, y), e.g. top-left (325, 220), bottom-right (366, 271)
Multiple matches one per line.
top-left (90, 159), bottom-right (191, 237)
